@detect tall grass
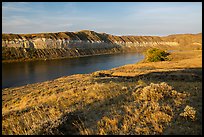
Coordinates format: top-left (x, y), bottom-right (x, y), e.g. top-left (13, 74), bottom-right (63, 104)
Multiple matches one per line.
top-left (96, 82), bottom-right (191, 135)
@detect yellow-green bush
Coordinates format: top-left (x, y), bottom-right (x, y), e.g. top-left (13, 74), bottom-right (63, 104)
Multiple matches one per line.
top-left (144, 48), bottom-right (170, 62)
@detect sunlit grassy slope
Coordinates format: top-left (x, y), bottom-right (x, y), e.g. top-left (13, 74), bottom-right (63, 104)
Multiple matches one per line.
top-left (2, 49), bottom-right (202, 135)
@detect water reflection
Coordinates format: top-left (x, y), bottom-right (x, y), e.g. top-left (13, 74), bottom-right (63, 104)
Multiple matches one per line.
top-left (2, 53), bottom-right (144, 88)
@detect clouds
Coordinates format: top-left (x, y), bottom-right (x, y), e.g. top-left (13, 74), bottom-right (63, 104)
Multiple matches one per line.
top-left (121, 2), bottom-right (202, 35)
top-left (2, 2), bottom-right (202, 36)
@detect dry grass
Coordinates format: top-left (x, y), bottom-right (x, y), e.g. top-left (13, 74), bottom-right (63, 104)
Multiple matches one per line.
top-left (96, 82), bottom-right (189, 135)
top-left (2, 49), bottom-right (202, 135)
top-left (180, 105), bottom-right (196, 121)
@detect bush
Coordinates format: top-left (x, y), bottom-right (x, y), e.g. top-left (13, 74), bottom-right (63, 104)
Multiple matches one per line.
top-left (180, 105), bottom-right (196, 121)
top-left (144, 48), bottom-right (170, 62)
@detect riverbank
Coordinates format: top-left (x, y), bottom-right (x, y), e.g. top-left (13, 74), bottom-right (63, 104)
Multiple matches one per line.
top-left (2, 52), bottom-right (144, 89)
top-left (2, 46), bottom-right (149, 63)
top-left (2, 31), bottom-right (201, 63)
top-left (2, 49), bottom-right (202, 135)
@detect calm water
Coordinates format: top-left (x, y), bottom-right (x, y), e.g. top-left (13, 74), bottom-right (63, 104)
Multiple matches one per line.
top-left (2, 53), bottom-right (144, 89)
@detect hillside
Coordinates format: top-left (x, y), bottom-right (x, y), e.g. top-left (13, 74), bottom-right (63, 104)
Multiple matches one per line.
top-left (2, 30), bottom-right (202, 135)
top-left (2, 49), bottom-right (202, 135)
top-left (2, 31), bottom-right (202, 62)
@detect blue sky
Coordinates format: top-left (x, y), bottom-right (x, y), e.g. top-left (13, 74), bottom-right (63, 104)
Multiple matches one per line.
top-left (2, 2), bottom-right (202, 36)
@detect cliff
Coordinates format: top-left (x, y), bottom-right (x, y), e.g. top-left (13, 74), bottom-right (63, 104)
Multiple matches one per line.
top-left (2, 30), bottom-right (202, 62)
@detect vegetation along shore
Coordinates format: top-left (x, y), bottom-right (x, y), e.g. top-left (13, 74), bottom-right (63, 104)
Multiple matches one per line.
top-left (2, 44), bottom-right (202, 135)
top-left (2, 1), bottom-right (202, 135)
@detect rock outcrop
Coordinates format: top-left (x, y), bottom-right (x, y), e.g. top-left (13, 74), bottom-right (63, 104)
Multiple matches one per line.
top-left (2, 30), bottom-right (202, 62)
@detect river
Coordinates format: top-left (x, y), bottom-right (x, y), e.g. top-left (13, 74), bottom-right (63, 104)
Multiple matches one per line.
top-left (2, 53), bottom-right (144, 89)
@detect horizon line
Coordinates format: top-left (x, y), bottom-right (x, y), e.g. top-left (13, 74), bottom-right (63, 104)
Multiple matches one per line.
top-left (2, 30), bottom-right (202, 37)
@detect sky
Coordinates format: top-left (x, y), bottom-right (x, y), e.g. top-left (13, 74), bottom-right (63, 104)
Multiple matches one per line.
top-left (2, 2), bottom-right (202, 36)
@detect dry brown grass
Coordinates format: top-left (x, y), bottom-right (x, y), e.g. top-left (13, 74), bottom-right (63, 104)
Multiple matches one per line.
top-left (2, 74), bottom-right (133, 135)
top-left (2, 49), bottom-right (202, 135)
top-left (96, 82), bottom-right (190, 135)
top-left (180, 105), bottom-right (196, 121)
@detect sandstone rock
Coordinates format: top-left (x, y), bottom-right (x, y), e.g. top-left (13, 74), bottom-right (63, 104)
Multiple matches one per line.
top-left (2, 30), bottom-right (202, 62)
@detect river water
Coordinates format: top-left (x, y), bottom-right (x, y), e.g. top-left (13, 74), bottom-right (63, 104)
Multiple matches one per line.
top-left (2, 53), bottom-right (144, 89)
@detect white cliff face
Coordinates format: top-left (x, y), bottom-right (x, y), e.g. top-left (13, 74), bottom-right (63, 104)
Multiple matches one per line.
top-left (2, 31), bottom-right (202, 62)
top-left (2, 31), bottom-right (202, 51)
top-left (2, 37), bottom-right (180, 49)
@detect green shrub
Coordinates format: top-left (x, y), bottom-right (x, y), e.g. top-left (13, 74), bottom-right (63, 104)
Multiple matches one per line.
top-left (144, 48), bottom-right (170, 62)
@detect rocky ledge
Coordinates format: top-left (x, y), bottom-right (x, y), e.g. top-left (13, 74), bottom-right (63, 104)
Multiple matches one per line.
top-left (2, 30), bottom-right (202, 62)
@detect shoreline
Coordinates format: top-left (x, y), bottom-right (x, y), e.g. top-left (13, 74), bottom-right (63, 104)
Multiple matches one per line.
top-left (2, 50), bottom-right (143, 64)
top-left (2, 51), bottom-right (144, 89)
top-left (2, 49), bottom-right (202, 135)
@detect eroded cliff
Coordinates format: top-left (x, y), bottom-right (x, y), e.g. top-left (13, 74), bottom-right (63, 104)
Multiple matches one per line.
top-left (2, 30), bottom-right (202, 62)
